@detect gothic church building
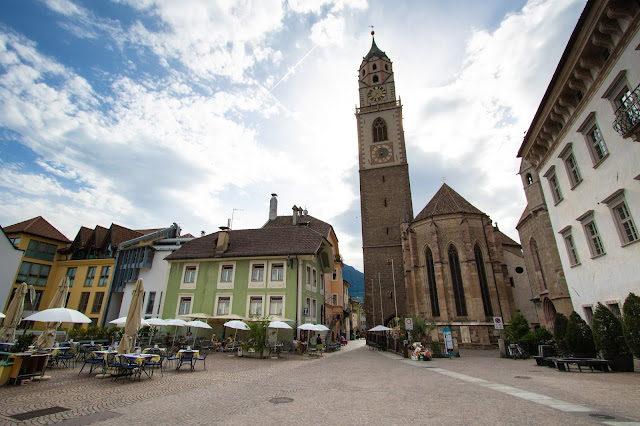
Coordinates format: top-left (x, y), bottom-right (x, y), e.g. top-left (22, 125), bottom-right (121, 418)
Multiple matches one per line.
top-left (357, 36), bottom-right (517, 347)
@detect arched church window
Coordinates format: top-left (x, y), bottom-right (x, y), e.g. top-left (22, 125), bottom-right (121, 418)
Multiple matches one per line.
top-left (372, 118), bottom-right (388, 142)
top-left (372, 64), bottom-right (377, 70)
top-left (373, 75), bottom-right (379, 83)
top-left (526, 174), bottom-right (533, 185)
top-left (425, 247), bottom-right (440, 317)
top-left (530, 238), bottom-right (547, 290)
top-left (385, 64), bottom-right (388, 70)
top-left (448, 245), bottom-right (468, 316)
top-left (474, 244), bottom-right (493, 317)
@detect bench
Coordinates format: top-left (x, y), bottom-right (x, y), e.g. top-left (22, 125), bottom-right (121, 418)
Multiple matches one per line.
top-left (555, 358), bottom-right (614, 372)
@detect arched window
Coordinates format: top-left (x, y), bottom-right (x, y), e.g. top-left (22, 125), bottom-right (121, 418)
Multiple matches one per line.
top-left (373, 75), bottom-right (379, 83)
top-left (425, 247), bottom-right (440, 317)
top-left (372, 64), bottom-right (377, 70)
top-left (372, 118), bottom-right (387, 142)
top-left (448, 245), bottom-right (467, 316)
top-left (474, 244), bottom-right (493, 316)
top-left (526, 173), bottom-right (533, 185)
top-left (530, 238), bottom-right (547, 290)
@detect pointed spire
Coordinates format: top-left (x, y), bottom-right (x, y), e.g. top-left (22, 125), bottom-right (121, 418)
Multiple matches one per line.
top-left (364, 30), bottom-right (388, 61)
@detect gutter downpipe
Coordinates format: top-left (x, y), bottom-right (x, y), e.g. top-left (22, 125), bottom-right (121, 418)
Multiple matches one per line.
top-left (297, 256), bottom-right (303, 340)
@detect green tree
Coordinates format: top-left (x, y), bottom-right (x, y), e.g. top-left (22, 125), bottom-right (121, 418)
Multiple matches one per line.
top-left (247, 318), bottom-right (270, 359)
top-left (553, 313), bottom-right (569, 354)
top-left (592, 303), bottom-right (630, 358)
top-left (505, 310), bottom-right (530, 343)
top-left (401, 315), bottom-right (436, 343)
top-left (622, 293), bottom-right (640, 358)
top-left (564, 312), bottom-right (596, 357)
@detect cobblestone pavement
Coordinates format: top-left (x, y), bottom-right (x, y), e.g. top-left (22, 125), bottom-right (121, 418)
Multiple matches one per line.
top-left (0, 341), bottom-right (638, 425)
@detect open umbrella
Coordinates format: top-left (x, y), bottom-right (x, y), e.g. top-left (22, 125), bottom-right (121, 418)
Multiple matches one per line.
top-left (368, 325), bottom-right (392, 332)
top-left (0, 313), bottom-right (5, 319)
top-left (144, 318), bottom-right (167, 345)
top-left (0, 283), bottom-right (28, 343)
top-left (23, 308), bottom-right (92, 324)
top-left (109, 316), bottom-right (150, 327)
top-left (268, 320), bottom-right (292, 343)
top-left (182, 313), bottom-right (214, 320)
top-left (36, 277), bottom-right (70, 349)
top-left (185, 320), bottom-right (212, 346)
top-left (224, 320), bottom-right (249, 349)
top-left (118, 278), bottom-right (144, 354)
top-left (164, 318), bottom-right (187, 347)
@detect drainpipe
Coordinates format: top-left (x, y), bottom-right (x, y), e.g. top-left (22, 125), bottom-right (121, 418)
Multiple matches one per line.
top-left (297, 257), bottom-right (303, 339)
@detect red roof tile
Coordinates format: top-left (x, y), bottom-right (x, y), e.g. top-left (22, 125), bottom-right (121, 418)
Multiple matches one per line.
top-left (414, 184), bottom-right (485, 222)
top-left (3, 216), bottom-right (70, 243)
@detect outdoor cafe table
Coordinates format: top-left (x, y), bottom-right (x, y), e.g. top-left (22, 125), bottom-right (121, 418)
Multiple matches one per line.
top-left (120, 353), bottom-right (156, 379)
top-left (176, 350), bottom-right (200, 370)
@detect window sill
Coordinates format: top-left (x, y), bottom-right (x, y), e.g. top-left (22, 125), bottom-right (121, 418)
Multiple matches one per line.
top-left (589, 252), bottom-right (607, 259)
top-left (569, 262), bottom-right (582, 268)
top-left (553, 198), bottom-right (564, 206)
top-left (592, 153), bottom-right (609, 169)
top-left (570, 179), bottom-right (583, 190)
top-left (620, 238), bottom-right (640, 248)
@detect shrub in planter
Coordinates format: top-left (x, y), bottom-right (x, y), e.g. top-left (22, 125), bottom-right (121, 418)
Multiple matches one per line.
top-left (564, 312), bottom-right (596, 358)
top-left (517, 327), bottom-right (553, 356)
top-left (12, 333), bottom-right (36, 353)
top-left (247, 318), bottom-right (270, 358)
top-left (505, 310), bottom-right (530, 344)
top-left (592, 303), bottom-right (633, 372)
top-left (622, 292), bottom-right (640, 358)
top-left (553, 313), bottom-right (569, 355)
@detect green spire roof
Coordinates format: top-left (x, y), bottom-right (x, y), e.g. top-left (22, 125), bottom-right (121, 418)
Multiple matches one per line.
top-left (364, 37), bottom-right (388, 61)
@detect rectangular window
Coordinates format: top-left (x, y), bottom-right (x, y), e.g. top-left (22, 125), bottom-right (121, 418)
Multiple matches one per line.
top-left (305, 298), bottom-right (310, 317)
top-left (25, 240), bottom-right (57, 261)
top-left (91, 292), bottom-right (105, 314)
top-left (179, 297), bottom-right (192, 315)
top-left (217, 297), bottom-right (230, 315)
top-left (66, 267), bottom-right (77, 287)
top-left (249, 296), bottom-right (263, 316)
top-left (578, 211), bottom-right (605, 258)
top-left (78, 292), bottom-right (90, 313)
top-left (559, 226), bottom-right (580, 266)
top-left (98, 266), bottom-right (110, 286)
top-left (84, 266), bottom-right (96, 287)
top-left (157, 291), bottom-right (163, 315)
top-left (586, 125), bottom-right (608, 163)
top-left (146, 291), bottom-right (156, 315)
top-left (583, 306), bottom-right (594, 326)
top-left (269, 296), bottom-right (283, 316)
top-left (184, 266), bottom-right (197, 283)
top-left (251, 264), bottom-right (264, 281)
top-left (602, 190), bottom-right (639, 245)
top-left (306, 266), bottom-right (311, 285)
top-left (312, 299), bottom-right (317, 318)
top-left (271, 264), bottom-right (284, 281)
top-left (544, 166), bottom-right (563, 204)
top-left (221, 265), bottom-right (233, 282)
top-left (607, 302), bottom-right (622, 318)
top-left (16, 261), bottom-right (50, 286)
top-left (332, 269), bottom-right (337, 280)
top-left (559, 144), bottom-right (582, 188)
top-left (332, 294), bottom-right (338, 306)
top-left (312, 269), bottom-right (317, 288)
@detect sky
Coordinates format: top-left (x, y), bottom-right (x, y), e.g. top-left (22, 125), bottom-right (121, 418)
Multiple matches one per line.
top-left (0, 0), bottom-right (587, 272)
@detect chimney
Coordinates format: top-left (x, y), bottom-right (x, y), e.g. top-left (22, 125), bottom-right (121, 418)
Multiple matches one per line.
top-left (292, 205), bottom-right (298, 225)
top-left (200, 231), bottom-right (205, 237)
top-left (269, 193), bottom-right (278, 221)
top-left (216, 226), bottom-right (230, 253)
top-left (298, 207), bottom-right (303, 225)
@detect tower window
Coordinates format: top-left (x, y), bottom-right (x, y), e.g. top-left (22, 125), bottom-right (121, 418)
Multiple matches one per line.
top-left (372, 64), bottom-right (377, 70)
top-left (386, 227), bottom-right (389, 235)
top-left (373, 118), bottom-right (388, 142)
top-left (385, 64), bottom-right (388, 70)
top-left (361, 69), bottom-right (365, 76)
top-left (384, 199), bottom-right (387, 207)
top-left (526, 174), bottom-right (533, 185)
top-left (382, 175), bottom-right (385, 182)
top-left (373, 75), bottom-right (379, 83)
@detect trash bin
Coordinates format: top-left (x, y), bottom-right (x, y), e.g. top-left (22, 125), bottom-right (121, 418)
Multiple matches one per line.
top-left (403, 344), bottom-right (409, 358)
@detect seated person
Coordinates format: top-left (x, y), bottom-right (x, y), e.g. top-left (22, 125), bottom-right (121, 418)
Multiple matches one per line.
top-left (163, 333), bottom-right (172, 347)
top-left (184, 331), bottom-right (194, 345)
top-left (211, 334), bottom-right (222, 351)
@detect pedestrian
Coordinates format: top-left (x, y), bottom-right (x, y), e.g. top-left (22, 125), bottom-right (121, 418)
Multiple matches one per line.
top-left (316, 334), bottom-right (323, 357)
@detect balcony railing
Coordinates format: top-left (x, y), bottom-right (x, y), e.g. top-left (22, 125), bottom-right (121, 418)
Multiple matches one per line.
top-left (613, 84), bottom-right (640, 140)
top-left (356, 100), bottom-right (401, 114)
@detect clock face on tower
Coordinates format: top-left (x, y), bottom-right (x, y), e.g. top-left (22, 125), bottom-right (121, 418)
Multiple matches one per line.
top-left (371, 143), bottom-right (393, 164)
top-left (367, 86), bottom-right (387, 102)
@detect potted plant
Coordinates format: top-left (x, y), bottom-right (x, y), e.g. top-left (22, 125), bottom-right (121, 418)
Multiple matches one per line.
top-left (247, 318), bottom-right (270, 359)
top-left (592, 303), bottom-right (633, 372)
top-left (622, 293), bottom-right (640, 359)
top-left (563, 312), bottom-right (596, 358)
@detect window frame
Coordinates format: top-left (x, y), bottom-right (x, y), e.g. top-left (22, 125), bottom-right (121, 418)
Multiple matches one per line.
top-left (268, 295), bottom-right (284, 316)
top-left (145, 291), bottom-right (156, 315)
top-left (78, 292), bottom-right (90, 313)
top-left (97, 266), bottom-right (110, 287)
top-left (558, 143), bottom-right (582, 189)
top-left (248, 261), bottom-right (266, 288)
top-left (91, 292), bottom-right (105, 314)
top-left (601, 189), bottom-right (639, 246)
top-left (577, 210), bottom-right (606, 258)
top-left (16, 261), bottom-right (50, 286)
top-left (84, 266), bottom-right (96, 287)
top-left (448, 245), bottom-right (468, 317)
top-left (66, 267), bottom-right (77, 287)
top-left (543, 166), bottom-right (563, 205)
top-left (372, 117), bottom-right (388, 142)
top-left (268, 261), bottom-right (286, 288)
top-left (182, 264), bottom-right (198, 287)
top-left (217, 262), bottom-right (235, 289)
top-left (558, 225), bottom-right (581, 267)
top-left (25, 239), bottom-right (57, 261)
top-left (215, 294), bottom-right (232, 316)
top-left (577, 113), bottom-right (609, 167)
top-left (177, 294), bottom-right (193, 316)
top-left (247, 295), bottom-right (263, 317)
top-left (425, 247), bottom-right (440, 317)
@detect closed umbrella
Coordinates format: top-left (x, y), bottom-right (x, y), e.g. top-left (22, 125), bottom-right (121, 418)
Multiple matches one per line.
top-left (36, 277), bottom-right (70, 349)
top-left (118, 279), bottom-right (144, 354)
top-left (0, 283), bottom-right (28, 343)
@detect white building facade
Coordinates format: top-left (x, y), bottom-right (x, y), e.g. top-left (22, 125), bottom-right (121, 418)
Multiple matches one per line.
top-left (518, 0), bottom-right (640, 322)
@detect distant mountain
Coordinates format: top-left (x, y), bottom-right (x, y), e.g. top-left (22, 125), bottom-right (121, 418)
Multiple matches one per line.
top-left (343, 264), bottom-right (364, 301)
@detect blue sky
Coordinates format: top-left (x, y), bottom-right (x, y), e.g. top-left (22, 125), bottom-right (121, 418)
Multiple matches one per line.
top-left (0, 0), bottom-right (586, 271)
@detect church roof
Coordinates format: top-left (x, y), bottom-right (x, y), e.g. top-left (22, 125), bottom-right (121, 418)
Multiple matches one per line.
top-left (364, 37), bottom-right (388, 61)
top-left (515, 207), bottom-right (531, 229)
top-left (413, 183), bottom-right (485, 222)
top-left (498, 230), bottom-right (520, 247)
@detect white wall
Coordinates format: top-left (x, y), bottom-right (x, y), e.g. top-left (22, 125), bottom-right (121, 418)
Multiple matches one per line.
top-left (118, 250), bottom-right (172, 318)
top-left (0, 231), bottom-right (23, 310)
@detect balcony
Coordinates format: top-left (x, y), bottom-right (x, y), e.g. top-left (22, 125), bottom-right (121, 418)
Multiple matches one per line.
top-left (356, 100), bottom-right (401, 114)
top-left (613, 84), bottom-right (640, 142)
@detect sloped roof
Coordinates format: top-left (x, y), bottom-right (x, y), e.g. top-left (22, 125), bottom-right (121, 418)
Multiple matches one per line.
top-left (498, 230), bottom-right (521, 247)
top-left (413, 184), bottom-right (485, 222)
top-left (4, 216), bottom-right (70, 243)
top-left (106, 224), bottom-right (144, 249)
top-left (516, 207), bottom-right (531, 229)
top-left (166, 227), bottom-right (325, 261)
top-left (263, 215), bottom-right (332, 238)
top-left (364, 37), bottom-right (389, 61)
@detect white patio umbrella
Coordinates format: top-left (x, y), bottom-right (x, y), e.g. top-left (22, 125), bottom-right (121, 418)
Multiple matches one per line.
top-left (268, 320), bottom-right (292, 343)
top-left (118, 278), bottom-right (144, 354)
top-left (224, 320), bottom-right (249, 348)
top-left (0, 313), bottom-right (5, 319)
top-left (185, 320), bottom-right (212, 346)
top-left (109, 316), bottom-right (150, 327)
top-left (144, 318), bottom-right (167, 345)
top-left (182, 313), bottom-right (214, 320)
top-left (0, 282), bottom-right (27, 343)
top-left (23, 308), bottom-right (91, 324)
top-left (36, 277), bottom-right (69, 349)
top-left (164, 318), bottom-right (187, 347)
top-left (368, 325), bottom-right (392, 332)
top-left (315, 324), bottom-right (330, 332)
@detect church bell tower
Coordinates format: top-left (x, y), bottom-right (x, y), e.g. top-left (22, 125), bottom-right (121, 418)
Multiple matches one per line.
top-left (356, 33), bottom-right (413, 327)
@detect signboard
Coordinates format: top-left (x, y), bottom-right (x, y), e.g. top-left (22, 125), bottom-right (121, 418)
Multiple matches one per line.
top-left (404, 317), bottom-right (413, 331)
top-left (443, 327), bottom-right (454, 357)
top-left (493, 317), bottom-right (504, 329)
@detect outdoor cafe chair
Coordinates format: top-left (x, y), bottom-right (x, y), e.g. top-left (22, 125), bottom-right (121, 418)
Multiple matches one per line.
top-left (117, 355), bottom-right (140, 381)
top-left (144, 350), bottom-right (163, 377)
top-left (56, 347), bottom-right (76, 368)
top-left (177, 350), bottom-right (195, 371)
top-left (78, 351), bottom-right (104, 375)
top-left (196, 350), bottom-right (208, 370)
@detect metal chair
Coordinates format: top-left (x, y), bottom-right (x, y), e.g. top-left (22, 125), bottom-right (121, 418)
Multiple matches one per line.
top-left (78, 351), bottom-right (104, 375)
